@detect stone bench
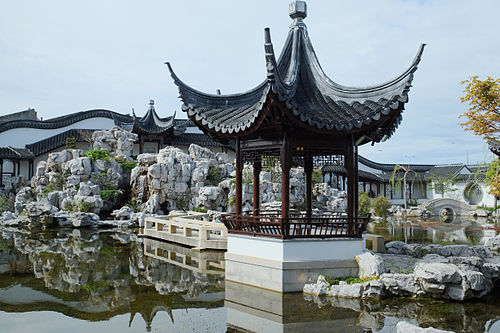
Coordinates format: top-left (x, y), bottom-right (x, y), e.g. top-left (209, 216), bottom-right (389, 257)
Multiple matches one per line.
top-left (365, 233), bottom-right (385, 253)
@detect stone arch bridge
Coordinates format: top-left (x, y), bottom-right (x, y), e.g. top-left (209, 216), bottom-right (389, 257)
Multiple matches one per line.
top-left (420, 198), bottom-right (474, 217)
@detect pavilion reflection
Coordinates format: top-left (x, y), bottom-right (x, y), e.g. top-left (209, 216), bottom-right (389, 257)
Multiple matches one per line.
top-left (225, 281), bottom-right (363, 333)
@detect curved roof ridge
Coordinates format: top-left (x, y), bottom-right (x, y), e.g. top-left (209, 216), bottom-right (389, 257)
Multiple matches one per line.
top-left (0, 109), bottom-right (133, 134)
top-left (166, 62), bottom-right (269, 101)
top-left (358, 155), bottom-right (434, 172)
top-left (167, 2), bottom-right (424, 140)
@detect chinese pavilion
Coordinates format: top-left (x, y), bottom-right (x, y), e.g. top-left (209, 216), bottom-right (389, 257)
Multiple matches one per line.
top-left (168, 1), bottom-right (424, 242)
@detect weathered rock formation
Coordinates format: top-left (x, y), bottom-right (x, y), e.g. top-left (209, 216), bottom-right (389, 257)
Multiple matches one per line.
top-left (304, 243), bottom-right (500, 301)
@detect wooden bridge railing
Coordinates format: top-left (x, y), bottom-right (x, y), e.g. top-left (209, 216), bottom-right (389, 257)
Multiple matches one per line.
top-left (221, 212), bottom-right (370, 239)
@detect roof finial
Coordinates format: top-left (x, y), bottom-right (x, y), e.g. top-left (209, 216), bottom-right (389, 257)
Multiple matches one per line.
top-left (149, 99), bottom-right (154, 106)
top-left (289, 1), bottom-right (307, 21)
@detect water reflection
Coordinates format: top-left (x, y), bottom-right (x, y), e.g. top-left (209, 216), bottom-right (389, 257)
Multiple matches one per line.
top-left (368, 217), bottom-right (500, 245)
top-left (225, 280), bottom-right (500, 333)
top-left (2, 225), bottom-right (500, 332)
top-left (0, 227), bottom-right (224, 331)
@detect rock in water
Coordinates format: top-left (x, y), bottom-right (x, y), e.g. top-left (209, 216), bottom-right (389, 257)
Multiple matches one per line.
top-left (356, 251), bottom-right (386, 278)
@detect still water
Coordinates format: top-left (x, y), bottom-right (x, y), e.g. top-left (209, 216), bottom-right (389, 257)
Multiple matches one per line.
top-left (1, 223), bottom-right (500, 333)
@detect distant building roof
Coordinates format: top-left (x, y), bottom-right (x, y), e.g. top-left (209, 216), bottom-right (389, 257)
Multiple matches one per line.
top-left (25, 129), bottom-right (95, 156)
top-left (0, 109), bottom-right (132, 134)
top-left (426, 164), bottom-right (469, 177)
top-left (358, 156), bottom-right (434, 173)
top-left (131, 100), bottom-right (175, 134)
top-left (0, 108), bottom-right (38, 124)
top-left (171, 133), bottom-right (231, 148)
top-left (0, 147), bottom-right (34, 159)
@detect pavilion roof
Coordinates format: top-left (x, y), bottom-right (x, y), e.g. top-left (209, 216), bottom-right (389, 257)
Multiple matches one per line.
top-left (489, 140), bottom-right (500, 157)
top-left (168, 1), bottom-right (424, 142)
top-left (115, 100), bottom-right (175, 134)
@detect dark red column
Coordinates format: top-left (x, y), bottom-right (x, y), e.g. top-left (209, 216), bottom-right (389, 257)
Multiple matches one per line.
top-left (305, 154), bottom-right (313, 220)
top-left (253, 160), bottom-right (261, 216)
top-left (280, 133), bottom-right (291, 221)
top-left (235, 139), bottom-right (243, 215)
top-left (345, 136), bottom-right (356, 235)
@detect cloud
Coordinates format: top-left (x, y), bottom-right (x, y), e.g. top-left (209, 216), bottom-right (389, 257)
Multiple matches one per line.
top-left (0, 0), bottom-right (498, 164)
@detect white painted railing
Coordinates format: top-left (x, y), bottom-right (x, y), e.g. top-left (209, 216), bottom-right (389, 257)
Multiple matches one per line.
top-left (143, 212), bottom-right (227, 250)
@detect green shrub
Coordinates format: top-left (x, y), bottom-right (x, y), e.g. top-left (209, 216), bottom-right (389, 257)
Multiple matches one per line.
top-left (206, 165), bottom-right (224, 186)
top-left (78, 201), bottom-right (92, 213)
top-left (372, 195), bottom-right (391, 218)
top-left (84, 149), bottom-right (110, 162)
top-left (120, 161), bottom-right (137, 174)
top-left (358, 192), bottom-right (371, 214)
top-left (40, 184), bottom-right (55, 197)
top-left (65, 137), bottom-right (76, 149)
top-left (407, 198), bottom-right (419, 207)
top-left (175, 197), bottom-right (189, 211)
top-left (125, 199), bottom-right (140, 212)
top-left (312, 169), bottom-right (323, 185)
top-left (100, 190), bottom-right (117, 201)
top-left (193, 207), bottom-right (208, 213)
top-left (0, 195), bottom-right (10, 212)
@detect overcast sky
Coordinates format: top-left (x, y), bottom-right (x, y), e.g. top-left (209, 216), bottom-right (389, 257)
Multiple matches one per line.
top-left (1, 0), bottom-right (499, 165)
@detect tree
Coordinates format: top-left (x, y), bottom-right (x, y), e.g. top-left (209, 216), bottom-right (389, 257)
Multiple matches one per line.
top-left (460, 76), bottom-right (500, 199)
top-left (460, 76), bottom-right (499, 142)
top-left (390, 164), bottom-right (418, 209)
top-left (426, 173), bottom-right (457, 198)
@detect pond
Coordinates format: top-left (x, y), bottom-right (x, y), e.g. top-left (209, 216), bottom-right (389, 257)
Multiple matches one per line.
top-left (368, 216), bottom-right (500, 246)
top-left (1, 225), bottom-right (500, 333)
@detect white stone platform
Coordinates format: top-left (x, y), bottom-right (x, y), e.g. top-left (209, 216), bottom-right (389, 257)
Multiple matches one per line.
top-left (225, 234), bottom-right (365, 292)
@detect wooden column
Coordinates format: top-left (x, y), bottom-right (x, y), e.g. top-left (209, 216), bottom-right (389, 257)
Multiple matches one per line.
top-left (12, 159), bottom-right (15, 177)
top-left (0, 158), bottom-right (3, 187)
top-left (235, 139), bottom-right (243, 215)
top-left (305, 154), bottom-right (313, 220)
top-left (355, 144), bottom-right (359, 217)
top-left (280, 133), bottom-right (291, 221)
top-left (253, 159), bottom-right (261, 216)
top-left (345, 136), bottom-right (356, 235)
top-left (139, 136), bottom-right (144, 154)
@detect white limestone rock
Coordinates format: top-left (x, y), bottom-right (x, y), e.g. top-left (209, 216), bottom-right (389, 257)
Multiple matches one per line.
top-left (380, 273), bottom-right (417, 296)
top-left (111, 206), bottom-right (134, 220)
top-left (414, 262), bottom-right (461, 295)
top-left (137, 153), bottom-right (158, 166)
top-left (303, 275), bottom-right (330, 295)
top-left (92, 126), bottom-right (138, 159)
top-left (356, 251), bottom-right (386, 278)
top-left (361, 280), bottom-right (384, 298)
top-left (327, 282), bottom-right (363, 298)
top-left (188, 144), bottom-right (215, 161)
top-left (396, 321), bottom-right (454, 333)
top-left (68, 212), bottom-right (100, 227)
top-left (14, 186), bottom-right (33, 214)
top-left (385, 241), bottom-right (406, 255)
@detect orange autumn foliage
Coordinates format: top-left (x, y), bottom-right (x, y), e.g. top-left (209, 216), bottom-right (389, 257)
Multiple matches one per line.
top-left (460, 76), bottom-right (500, 196)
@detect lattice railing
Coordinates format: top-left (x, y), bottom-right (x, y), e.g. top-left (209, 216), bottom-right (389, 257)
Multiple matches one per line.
top-left (221, 212), bottom-right (370, 239)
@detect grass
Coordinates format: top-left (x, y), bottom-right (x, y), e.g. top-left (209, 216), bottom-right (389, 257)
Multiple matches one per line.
top-left (325, 275), bottom-right (379, 286)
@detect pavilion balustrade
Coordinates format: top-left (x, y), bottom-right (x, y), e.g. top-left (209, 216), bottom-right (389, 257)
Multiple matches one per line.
top-left (221, 211), bottom-right (370, 239)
